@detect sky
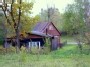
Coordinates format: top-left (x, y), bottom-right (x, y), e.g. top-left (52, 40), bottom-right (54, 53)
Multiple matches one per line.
top-left (31, 0), bottom-right (74, 16)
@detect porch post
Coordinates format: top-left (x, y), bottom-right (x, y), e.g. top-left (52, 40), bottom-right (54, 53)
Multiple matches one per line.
top-left (28, 42), bottom-right (31, 52)
top-left (38, 42), bottom-right (40, 49)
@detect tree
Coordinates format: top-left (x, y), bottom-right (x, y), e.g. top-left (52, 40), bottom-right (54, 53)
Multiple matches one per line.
top-left (62, 0), bottom-right (90, 54)
top-left (0, 13), bottom-right (5, 44)
top-left (1, 0), bottom-right (40, 52)
top-left (39, 7), bottom-right (61, 30)
top-left (62, 1), bottom-right (85, 35)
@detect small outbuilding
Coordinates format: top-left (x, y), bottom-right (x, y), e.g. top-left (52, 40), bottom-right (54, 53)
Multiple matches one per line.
top-left (27, 22), bottom-right (61, 50)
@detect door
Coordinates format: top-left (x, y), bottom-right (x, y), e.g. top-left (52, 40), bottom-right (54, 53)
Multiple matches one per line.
top-left (51, 36), bottom-right (58, 50)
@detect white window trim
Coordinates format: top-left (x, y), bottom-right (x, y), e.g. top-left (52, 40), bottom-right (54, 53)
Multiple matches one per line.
top-left (29, 41), bottom-right (41, 49)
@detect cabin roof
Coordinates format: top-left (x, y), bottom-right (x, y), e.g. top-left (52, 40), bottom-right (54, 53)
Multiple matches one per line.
top-left (32, 22), bottom-right (49, 32)
top-left (31, 31), bottom-right (52, 37)
top-left (32, 22), bottom-right (61, 36)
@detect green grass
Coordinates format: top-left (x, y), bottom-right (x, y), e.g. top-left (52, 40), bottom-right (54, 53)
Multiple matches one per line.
top-left (0, 44), bottom-right (90, 67)
top-left (61, 35), bottom-right (75, 43)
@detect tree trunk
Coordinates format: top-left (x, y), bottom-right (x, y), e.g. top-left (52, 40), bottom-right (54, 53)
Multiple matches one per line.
top-left (15, 0), bottom-right (22, 53)
top-left (1, 0), bottom-right (22, 53)
top-left (15, 28), bottom-right (20, 53)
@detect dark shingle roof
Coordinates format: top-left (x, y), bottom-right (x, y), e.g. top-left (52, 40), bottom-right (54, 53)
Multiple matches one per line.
top-left (31, 22), bottom-right (61, 37)
top-left (32, 22), bottom-right (49, 32)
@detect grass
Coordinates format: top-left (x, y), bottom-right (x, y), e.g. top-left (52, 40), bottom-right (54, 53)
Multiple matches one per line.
top-left (0, 35), bottom-right (90, 67)
top-left (0, 44), bottom-right (90, 67)
top-left (61, 35), bottom-right (75, 43)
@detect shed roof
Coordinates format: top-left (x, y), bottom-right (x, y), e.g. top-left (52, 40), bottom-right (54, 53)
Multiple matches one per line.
top-left (32, 22), bottom-right (61, 36)
top-left (31, 31), bottom-right (52, 37)
top-left (32, 22), bottom-right (49, 32)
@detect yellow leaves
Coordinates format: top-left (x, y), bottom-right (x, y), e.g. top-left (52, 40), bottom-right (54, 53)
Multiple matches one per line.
top-left (21, 2), bottom-right (33, 10)
top-left (12, 2), bottom-right (33, 14)
top-left (20, 15), bottom-right (40, 33)
top-left (10, 2), bottom-right (33, 19)
top-left (4, 1), bottom-right (39, 37)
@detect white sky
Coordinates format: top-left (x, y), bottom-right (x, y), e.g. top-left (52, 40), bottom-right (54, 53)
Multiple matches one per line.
top-left (31, 0), bottom-right (74, 16)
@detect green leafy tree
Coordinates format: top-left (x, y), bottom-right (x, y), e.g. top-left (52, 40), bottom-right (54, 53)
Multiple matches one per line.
top-left (1, 0), bottom-right (40, 52)
top-left (0, 13), bottom-right (5, 44)
top-left (62, 1), bottom-right (85, 35)
top-left (62, 0), bottom-right (90, 53)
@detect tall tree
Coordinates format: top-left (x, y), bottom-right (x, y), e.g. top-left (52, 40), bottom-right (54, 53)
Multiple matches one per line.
top-left (62, 0), bottom-right (85, 35)
top-left (0, 13), bottom-right (5, 42)
top-left (39, 7), bottom-right (61, 30)
top-left (62, 0), bottom-right (90, 53)
top-left (1, 0), bottom-right (39, 52)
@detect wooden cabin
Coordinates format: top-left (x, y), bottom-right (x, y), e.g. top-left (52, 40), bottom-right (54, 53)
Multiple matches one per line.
top-left (3, 22), bottom-right (61, 50)
top-left (27, 22), bottom-right (61, 50)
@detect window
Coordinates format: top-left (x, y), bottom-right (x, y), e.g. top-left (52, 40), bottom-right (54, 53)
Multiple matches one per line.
top-left (49, 25), bottom-right (53, 30)
top-left (29, 41), bottom-right (40, 48)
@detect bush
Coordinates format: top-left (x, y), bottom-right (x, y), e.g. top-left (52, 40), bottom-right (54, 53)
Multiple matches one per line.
top-left (0, 40), bottom-right (3, 45)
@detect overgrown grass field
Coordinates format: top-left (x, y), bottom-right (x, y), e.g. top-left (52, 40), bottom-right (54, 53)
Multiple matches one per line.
top-left (0, 44), bottom-right (90, 67)
top-left (61, 35), bottom-right (75, 42)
